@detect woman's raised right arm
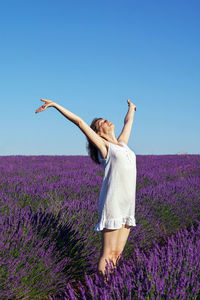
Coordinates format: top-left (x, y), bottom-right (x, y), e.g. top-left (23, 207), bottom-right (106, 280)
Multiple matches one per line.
top-left (53, 102), bottom-right (82, 126)
top-left (35, 99), bottom-right (81, 125)
top-left (35, 99), bottom-right (107, 154)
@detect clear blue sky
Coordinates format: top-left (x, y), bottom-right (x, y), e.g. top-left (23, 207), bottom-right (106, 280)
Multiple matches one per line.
top-left (0, 0), bottom-right (199, 155)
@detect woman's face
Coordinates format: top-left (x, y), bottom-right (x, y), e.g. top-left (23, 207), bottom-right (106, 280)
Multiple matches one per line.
top-left (96, 119), bottom-right (114, 135)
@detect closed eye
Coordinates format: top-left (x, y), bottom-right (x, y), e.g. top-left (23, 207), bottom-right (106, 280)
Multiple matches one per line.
top-left (97, 119), bottom-right (107, 131)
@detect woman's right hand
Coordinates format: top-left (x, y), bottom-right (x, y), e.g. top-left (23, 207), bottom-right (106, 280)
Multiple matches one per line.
top-left (35, 99), bottom-right (55, 114)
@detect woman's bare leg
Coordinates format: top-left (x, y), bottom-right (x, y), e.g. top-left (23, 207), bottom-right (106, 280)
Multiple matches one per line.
top-left (116, 224), bottom-right (131, 263)
top-left (97, 224), bottom-right (131, 278)
top-left (97, 228), bottom-right (119, 278)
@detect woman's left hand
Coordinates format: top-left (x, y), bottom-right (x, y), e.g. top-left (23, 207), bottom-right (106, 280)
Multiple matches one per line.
top-left (127, 98), bottom-right (136, 111)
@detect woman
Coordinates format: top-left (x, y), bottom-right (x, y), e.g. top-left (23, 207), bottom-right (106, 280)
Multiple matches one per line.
top-left (35, 98), bottom-right (137, 279)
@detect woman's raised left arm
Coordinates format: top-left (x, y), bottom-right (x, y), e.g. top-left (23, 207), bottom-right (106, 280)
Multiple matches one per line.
top-left (117, 99), bottom-right (136, 144)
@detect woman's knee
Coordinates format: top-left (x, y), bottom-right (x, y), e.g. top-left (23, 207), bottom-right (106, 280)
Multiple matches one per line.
top-left (101, 249), bottom-right (121, 259)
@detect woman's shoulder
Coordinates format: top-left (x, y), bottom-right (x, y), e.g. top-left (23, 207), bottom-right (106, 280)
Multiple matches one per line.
top-left (98, 141), bottom-right (109, 160)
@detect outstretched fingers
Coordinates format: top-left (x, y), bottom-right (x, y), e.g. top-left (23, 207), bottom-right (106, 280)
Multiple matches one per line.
top-left (40, 98), bottom-right (48, 103)
top-left (35, 104), bottom-right (46, 114)
top-left (35, 98), bottom-right (54, 114)
top-left (127, 98), bottom-right (136, 111)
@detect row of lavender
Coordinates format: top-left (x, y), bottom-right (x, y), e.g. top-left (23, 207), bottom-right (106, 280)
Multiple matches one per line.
top-left (0, 154), bottom-right (199, 299)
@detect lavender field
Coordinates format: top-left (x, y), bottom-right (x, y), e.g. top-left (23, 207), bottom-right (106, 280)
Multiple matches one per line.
top-left (0, 154), bottom-right (200, 299)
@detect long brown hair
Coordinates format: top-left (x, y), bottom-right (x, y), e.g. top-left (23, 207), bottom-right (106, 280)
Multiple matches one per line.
top-left (86, 117), bottom-right (103, 164)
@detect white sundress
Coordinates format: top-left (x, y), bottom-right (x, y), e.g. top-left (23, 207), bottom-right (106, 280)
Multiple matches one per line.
top-left (94, 141), bottom-right (137, 232)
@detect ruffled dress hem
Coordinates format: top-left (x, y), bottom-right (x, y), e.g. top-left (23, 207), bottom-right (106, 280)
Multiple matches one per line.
top-left (94, 216), bottom-right (136, 232)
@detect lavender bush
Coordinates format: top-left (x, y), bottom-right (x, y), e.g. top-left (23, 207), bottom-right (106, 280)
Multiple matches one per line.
top-left (60, 221), bottom-right (199, 300)
top-left (0, 154), bottom-right (199, 299)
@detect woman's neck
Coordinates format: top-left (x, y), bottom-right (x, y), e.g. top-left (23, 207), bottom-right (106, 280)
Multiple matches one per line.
top-left (103, 136), bottom-right (119, 145)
